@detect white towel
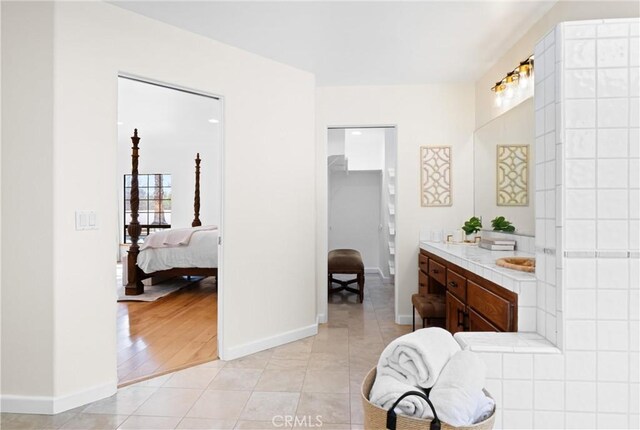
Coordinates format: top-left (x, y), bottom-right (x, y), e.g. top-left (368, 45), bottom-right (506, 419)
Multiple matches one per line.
top-left (140, 225), bottom-right (218, 250)
top-left (377, 327), bottom-right (461, 389)
top-left (369, 375), bottom-right (433, 419)
top-left (430, 350), bottom-right (494, 427)
top-left (474, 392), bottom-right (496, 424)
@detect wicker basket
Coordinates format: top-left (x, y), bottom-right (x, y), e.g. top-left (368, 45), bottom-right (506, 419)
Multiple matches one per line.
top-left (361, 368), bottom-right (495, 430)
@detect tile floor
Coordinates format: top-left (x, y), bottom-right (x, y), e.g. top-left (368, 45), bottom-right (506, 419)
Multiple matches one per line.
top-left (1, 275), bottom-right (411, 429)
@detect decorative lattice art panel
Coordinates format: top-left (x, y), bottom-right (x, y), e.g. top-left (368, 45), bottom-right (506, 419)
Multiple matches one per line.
top-left (496, 144), bottom-right (529, 206)
top-left (420, 146), bottom-right (452, 207)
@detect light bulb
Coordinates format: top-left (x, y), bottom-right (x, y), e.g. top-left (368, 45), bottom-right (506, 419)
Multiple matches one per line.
top-left (505, 85), bottom-right (514, 99)
top-left (495, 93), bottom-right (503, 107)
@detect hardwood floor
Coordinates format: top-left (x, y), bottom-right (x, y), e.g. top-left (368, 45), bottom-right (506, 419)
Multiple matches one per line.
top-left (117, 276), bottom-right (218, 386)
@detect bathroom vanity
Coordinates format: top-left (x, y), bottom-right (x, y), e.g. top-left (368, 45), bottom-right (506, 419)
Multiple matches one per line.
top-left (419, 240), bottom-right (537, 334)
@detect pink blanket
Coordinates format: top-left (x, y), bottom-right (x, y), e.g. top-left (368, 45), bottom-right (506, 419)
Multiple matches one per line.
top-left (140, 225), bottom-right (218, 250)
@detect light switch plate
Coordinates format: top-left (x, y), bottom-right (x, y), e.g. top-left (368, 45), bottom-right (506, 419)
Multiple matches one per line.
top-left (76, 210), bottom-right (98, 230)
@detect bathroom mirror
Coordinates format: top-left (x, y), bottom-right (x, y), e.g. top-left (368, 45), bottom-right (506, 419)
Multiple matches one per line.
top-left (473, 98), bottom-right (535, 235)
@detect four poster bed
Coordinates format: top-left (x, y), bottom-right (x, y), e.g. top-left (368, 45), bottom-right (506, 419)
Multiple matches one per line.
top-left (125, 129), bottom-right (219, 296)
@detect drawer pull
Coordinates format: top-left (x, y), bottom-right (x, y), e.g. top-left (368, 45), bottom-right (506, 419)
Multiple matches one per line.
top-left (457, 309), bottom-right (464, 327)
top-left (448, 281), bottom-right (457, 288)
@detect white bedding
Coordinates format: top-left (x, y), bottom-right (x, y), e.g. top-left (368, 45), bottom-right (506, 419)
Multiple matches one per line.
top-left (136, 229), bottom-right (219, 273)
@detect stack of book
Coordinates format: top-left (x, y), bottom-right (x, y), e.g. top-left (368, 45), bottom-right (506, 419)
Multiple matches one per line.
top-left (479, 238), bottom-right (516, 251)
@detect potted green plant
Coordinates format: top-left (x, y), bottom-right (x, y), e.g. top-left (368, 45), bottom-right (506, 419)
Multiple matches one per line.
top-left (461, 216), bottom-right (482, 242)
top-left (491, 216), bottom-right (516, 233)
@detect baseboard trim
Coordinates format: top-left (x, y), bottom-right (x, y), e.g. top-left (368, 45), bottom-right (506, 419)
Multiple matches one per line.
top-left (396, 314), bottom-right (414, 325)
top-left (377, 268), bottom-right (392, 283)
top-left (1, 381), bottom-right (116, 414)
top-left (220, 322), bottom-right (318, 361)
top-left (365, 267), bottom-right (379, 274)
top-left (317, 313), bottom-right (327, 324)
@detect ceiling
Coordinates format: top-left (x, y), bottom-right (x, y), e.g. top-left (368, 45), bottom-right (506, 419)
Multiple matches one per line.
top-left (117, 77), bottom-right (221, 149)
top-left (111, 1), bottom-right (557, 86)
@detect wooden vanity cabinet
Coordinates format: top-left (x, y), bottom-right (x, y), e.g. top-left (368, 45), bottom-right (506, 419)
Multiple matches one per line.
top-left (428, 259), bottom-right (446, 286)
top-left (417, 252), bottom-right (445, 296)
top-left (419, 249), bottom-right (518, 333)
top-left (468, 308), bottom-right (500, 332)
top-left (446, 292), bottom-right (466, 333)
top-left (446, 269), bottom-right (466, 302)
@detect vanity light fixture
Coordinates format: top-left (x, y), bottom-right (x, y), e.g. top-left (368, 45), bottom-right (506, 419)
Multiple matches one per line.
top-left (517, 57), bottom-right (534, 89)
top-left (491, 55), bottom-right (534, 107)
top-left (208, 118), bottom-right (219, 123)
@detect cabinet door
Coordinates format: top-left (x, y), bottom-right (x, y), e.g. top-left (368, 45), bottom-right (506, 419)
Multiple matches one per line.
top-left (467, 280), bottom-right (513, 331)
top-left (418, 270), bottom-right (429, 296)
top-left (468, 308), bottom-right (500, 332)
top-left (446, 292), bottom-right (466, 334)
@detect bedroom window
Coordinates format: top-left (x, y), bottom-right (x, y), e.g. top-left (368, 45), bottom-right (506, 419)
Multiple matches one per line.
top-left (124, 173), bottom-right (172, 243)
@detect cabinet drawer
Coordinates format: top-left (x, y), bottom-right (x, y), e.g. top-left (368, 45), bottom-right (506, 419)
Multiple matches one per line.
top-left (468, 308), bottom-right (500, 332)
top-left (446, 269), bottom-right (467, 302)
top-left (418, 270), bottom-right (429, 295)
top-left (419, 253), bottom-right (429, 274)
top-left (446, 292), bottom-right (466, 334)
top-left (467, 280), bottom-right (512, 331)
top-left (428, 259), bottom-right (446, 286)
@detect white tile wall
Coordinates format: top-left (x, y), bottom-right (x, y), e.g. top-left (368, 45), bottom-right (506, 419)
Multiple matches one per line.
top-left (597, 129), bottom-right (628, 157)
top-left (469, 19), bottom-right (639, 429)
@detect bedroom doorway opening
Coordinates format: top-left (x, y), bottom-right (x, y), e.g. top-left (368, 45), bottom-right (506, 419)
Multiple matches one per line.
top-left (326, 126), bottom-right (397, 325)
top-left (115, 75), bottom-right (223, 386)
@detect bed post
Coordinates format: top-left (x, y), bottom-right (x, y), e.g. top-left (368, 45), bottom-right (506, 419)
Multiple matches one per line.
top-left (126, 129), bottom-right (144, 295)
top-left (192, 152), bottom-right (202, 227)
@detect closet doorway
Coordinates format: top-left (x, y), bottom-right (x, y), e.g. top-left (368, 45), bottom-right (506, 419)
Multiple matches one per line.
top-left (116, 76), bottom-right (223, 386)
top-left (327, 126), bottom-right (397, 316)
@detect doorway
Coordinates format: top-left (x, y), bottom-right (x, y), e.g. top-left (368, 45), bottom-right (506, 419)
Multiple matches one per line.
top-left (115, 76), bottom-right (223, 385)
top-left (326, 126), bottom-right (397, 314)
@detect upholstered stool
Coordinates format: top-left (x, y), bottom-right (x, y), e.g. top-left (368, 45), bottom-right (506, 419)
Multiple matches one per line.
top-left (328, 249), bottom-right (365, 303)
top-left (411, 293), bottom-right (446, 330)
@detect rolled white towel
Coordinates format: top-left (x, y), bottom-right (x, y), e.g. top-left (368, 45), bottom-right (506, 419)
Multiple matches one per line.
top-left (474, 392), bottom-right (496, 424)
top-left (377, 327), bottom-right (461, 389)
top-left (430, 350), bottom-right (493, 427)
top-left (369, 374), bottom-right (433, 419)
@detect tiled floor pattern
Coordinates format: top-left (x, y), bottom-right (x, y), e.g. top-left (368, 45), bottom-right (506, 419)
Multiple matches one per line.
top-left (1, 275), bottom-right (410, 429)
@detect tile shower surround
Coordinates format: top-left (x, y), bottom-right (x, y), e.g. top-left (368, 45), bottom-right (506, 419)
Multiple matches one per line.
top-left (425, 18), bottom-right (638, 428)
top-left (457, 19), bottom-right (639, 429)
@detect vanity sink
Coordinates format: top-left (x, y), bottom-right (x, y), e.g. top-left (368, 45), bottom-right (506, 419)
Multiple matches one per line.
top-left (496, 257), bottom-right (535, 273)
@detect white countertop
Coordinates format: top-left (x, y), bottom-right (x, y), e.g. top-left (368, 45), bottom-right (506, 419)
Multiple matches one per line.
top-left (455, 332), bottom-right (560, 354)
top-left (419, 240), bottom-right (536, 293)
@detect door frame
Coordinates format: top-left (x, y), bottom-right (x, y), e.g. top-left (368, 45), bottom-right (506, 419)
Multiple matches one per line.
top-left (321, 124), bottom-right (398, 323)
top-left (116, 72), bottom-right (227, 362)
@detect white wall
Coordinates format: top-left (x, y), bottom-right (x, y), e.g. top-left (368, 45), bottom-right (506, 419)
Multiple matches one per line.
top-left (475, 1), bottom-right (639, 129)
top-left (117, 77), bottom-right (222, 242)
top-left (316, 85), bottom-right (476, 324)
top-left (2, 1), bottom-right (316, 413)
top-left (1, 1), bottom-right (56, 406)
top-left (329, 170), bottom-right (381, 270)
top-left (327, 128), bottom-right (345, 157)
top-left (344, 128), bottom-right (385, 171)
